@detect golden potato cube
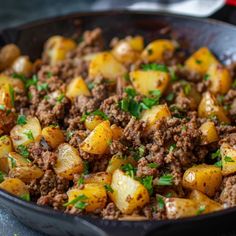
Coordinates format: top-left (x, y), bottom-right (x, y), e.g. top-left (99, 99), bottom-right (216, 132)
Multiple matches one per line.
top-left (66, 76), bottom-right (91, 100)
top-left (106, 154), bottom-right (136, 174)
top-left (141, 104), bottom-right (171, 129)
top-left (12, 56), bottom-right (33, 77)
top-left (67, 183), bottom-right (107, 212)
top-left (84, 115), bottom-right (103, 131)
top-left (9, 166), bottom-right (43, 183)
top-left (141, 39), bottom-right (176, 62)
top-left (0, 44), bottom-right (21, 71)
top-left (130, 70), bottom-right (170, 96)
top-left (0, 178), bottom-right (29, 199)
top-left (208, 64), bottom-right (232, 95)
top-left (44, 36), bottom-right (77, 65)
top-left (109, 169), bottom-right (149, 214)
top-left (165, 198), bottom-right (199, 219)
top-left (127, 36), bottom-right (144, 51)
top-left (54, 143), bottom-right (84, 180)
top-left (84, 172), bottom-right (111, 185)
top-left (182, 164), bottom-right (222, 197)
top-left (112, 41), bottom-right (140, 64)
top-left (0, 74), bottom-right (24, 93)
top-left (0, 135), bottom-right (12, 173)
top-left (189, 190), bottom-right (222, 213)
top-left (110, 124), bottom-right (123, 140)
top-left (198, 92), bottom-right (230, 124)
top-left (10, 116), bottom-right (42, 148)
top-left (42, 126), bottom-right (65, 149)
top-left (89, 52), bottom-right (127, 81)
top-left (7, 152), bottom-right (29, 170)
top-left (80, 120), bottom-right (112, 155)
top-left (0, 82), bottom-right (13, 108)
top-left (199, 121), bottom-right (219, 145)
top-left (220, 143), bottom-right (236, 176)
top-left (185, 47), bottom-right (219, 75)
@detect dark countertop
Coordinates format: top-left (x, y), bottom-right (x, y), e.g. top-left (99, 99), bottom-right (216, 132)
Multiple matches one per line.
top-left (1, 1), bottom-right (236, 236)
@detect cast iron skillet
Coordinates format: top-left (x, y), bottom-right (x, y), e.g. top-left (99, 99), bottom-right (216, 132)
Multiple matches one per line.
top-left (1, 10), bottom-right (236, 236)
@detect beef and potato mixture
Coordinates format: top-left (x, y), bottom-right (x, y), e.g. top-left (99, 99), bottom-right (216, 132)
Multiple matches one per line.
top-left (0, 27), bottom-right (236, 220)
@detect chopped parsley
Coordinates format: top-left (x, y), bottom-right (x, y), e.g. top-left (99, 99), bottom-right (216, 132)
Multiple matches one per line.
top-left (20, 193), bottom-right (30, 201)
top-left (26, 75), bottom-right (38, 89)
top-left (125, 87), bottom-right (136, 97)
top-left (148, 163), bottom-right (159, 168)
top-left (87, 82), bottom-right (95, 90)
top-left (142, 63), bottom-right (169, 72)
top-left (9, 85), bottom-right (15, 106)
top-left (47, 71), bottom-right (52, 78)
top-left (183, 83), bottom-right (191, 96)
top-left (165, 192), bottom-right (172, 198)
top-left (24, 130), bottom-right (34, 141)
top-left (169, 143), bottom-right (176, 152)
top-left (195, 59), bottom-right (202, 64)
top-left (63, 194), bottom-right (88, 210)
top-left (119, 97), bottom-right (142, 118)
top-left (12, 73), bottom-right (27, 83)
top-left (121, 163), bottom-right (136, 178)
top-left (196, 205), bottom-right (206, 215)
top-left (169, 67), bottom-right (178, 82)
top-left (214, 160), bottom-right (222, 168)
top-left (217, 95), bottom-right (224, 105)
top-left (56, 94), bottom-right (65, 103)
top-left (81, 110), bottom-right (108, 122)
top-left (157, 174), bottom-right (173, 186)
top-left (0, 171), bottom-right (5, 183)
top-left (157, 196), bottom-right (164, 209)
top-left (211, 149), bottom-right (221, 160)
top-left (8, 155), bottom-right (16, 168)
top-left (166, 92), bottom-right (175, 102)
top-left (17, 145), bottom-right (29, 158)
top-left (37, 83), bottom-right (48, 91)
top-left (204, 74), bottom-right (210, 81)
top-left (77, 175), bottom-right (84, 186)
top-left (182, 125), bottom-right (187, 131)
top-left (232, 79), bottom-right (236, 89)
top-left (104, 184), bottom-right (114, 193)
top-left (141, 176), bottom-right (153, 195)
top-left (224, 156), bottom-right (234, 162)
top-left (132, 145), bottom-right (145, 161)
top-left (0, 105), bottom-right (5, 111)
top-left (66, 131), bottom-right (74, 141)
top-left (83, 161), bottom-right (90, 175)
top-left (124, 73), bottom-right (131, 82)
top-left (17, 114), bottom-right (27, 125)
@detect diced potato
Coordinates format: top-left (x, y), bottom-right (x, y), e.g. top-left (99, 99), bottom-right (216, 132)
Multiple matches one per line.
top-left (141, 39), bottom-right (176, 62)
top-left (130, 70), bottom-right (170, 96)
top-left (66, 76), bottom-right (91, 100)
top-left (44, 36), bottom-right (77, 65)
top-left (84, 115), bottom-right (103, 131)
top-left (0, 178), bottom-right (29, 199)
top-left (106, 154), bottom-right (136, 174)
top-left (185, 47), bottom-right (219, 75)
top-left (112, 40), bottom-right (140, 64)
top-left (182, 164), bottom-right (222, 197)
top-left (82, 53), bottom-right (99, 62)
top-left (199, 121), bottom-right (219, 144)
top-left (67, 183), bottom-right (107, 212)
top-left (7, 152), bottom-right (29, 170)
top-left (0, 82), bottom-right (13, 108)
top-left (0, 74), bottom-right (24, 92)
top-left (89, 52), bottom-right (127, 81)
top-left (12, 56), bottom-right (33, 77)
top-left (84, 172), bottom-right (111, 185)
top-left (189, 190), bottom-right (222, 213)
top-left (109, 169), bottom-right (149, 214)
top-left (141, 104), bottom-right (171, 129)
top-left (0, 135), bottom-right (12, 173)
top-left (207, 64), bottom-right (232, 95)
top-left (9, 166), bottom-right (43, 183)
top-left (42, 126), bottom-right (65, 149)
top-left (220, 142), bottom-right (236, 176)
top-left (165, 198), bottom-right (199, 219)
top-left (10, 116), bottom-right (42, 148)
top-left (0, 44), bottom-right (21, 71)
top-left (80, 121), bottom-right (112, 155)
top-left (127, 36), bottom-right (144, 51)
top-left (54, 143), bottom-right (84, 180)
top-left (198, 92), bottom-right (230, 124)
top-left (110, 124), bottom-right (123, 140)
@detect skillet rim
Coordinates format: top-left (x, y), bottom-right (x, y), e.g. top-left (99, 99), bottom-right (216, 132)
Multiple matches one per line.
top-left (0, 8), bottom-right (236, 231)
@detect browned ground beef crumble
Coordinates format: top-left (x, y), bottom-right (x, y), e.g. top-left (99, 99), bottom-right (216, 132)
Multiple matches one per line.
top-left (1, 27), bottom-right (236, 220)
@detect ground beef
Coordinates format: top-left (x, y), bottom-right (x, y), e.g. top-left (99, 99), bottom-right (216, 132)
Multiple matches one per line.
top-left (220, 176), bottom-right (236, 207)
top-left (101, 202), bottom-right (121, 220)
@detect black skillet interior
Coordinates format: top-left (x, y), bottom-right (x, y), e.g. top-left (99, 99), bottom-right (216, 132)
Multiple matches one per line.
top-left (1, 10), bottom-right (236, 236)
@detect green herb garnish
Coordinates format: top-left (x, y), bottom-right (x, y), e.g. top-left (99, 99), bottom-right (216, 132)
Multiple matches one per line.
top-left (224, 156), bottom-right (234, 162)
top-left (87, 82), bottom-right (95, 90)
top-left (17, 114), bottom-right (27, 125)
top-left (196, 205), bottom-right (206, 215)
top-left (169, 144), bottom-right (176, 152)
top-left (195, 59), bottom-right (202, 64)
top-left (24, 130), bottom-right (34, 141)
top-left (157, 174), bottom-right (173, 186)
top-left (121, 164), bottom-right (137, 178)
top-left (17, 145), bottom-right (29, 158)
top-left (56, 94), bottom-right (65, 103)
top-left (141, 176), bottom-right (153, 195)
top-left (26, 75), bottom-right (38, 89)
top-left (211, 149), bottom-right (221, 159)
top-left (8, 155), bottom-right (16, 168)
top-left (142, 63), bottom-right (169, 72)
top-left (104, 184), bottom-right (114, 193)
top-left (0, 171), bottom-right (5, 183)
top-left (77, 175), bottom-right (84, 186)
top-left (9, 85), bottom-right (15, 106)
top-left (157, 196), bottom-right (164, 209)
top-left (214, 160), bottom-right (222, 168)
top-left (0, 105), bottom-right (5, 110)
top-left (20, 193), bottom-right (30, 201)
top-left (37, 83), bottom-right (48, 91)
top-left (148, 163), bottom-right (159, 168)
top-left (204, 74), bottom-right (210, 81)
top-left (166, 92), bottom-right (175, 102)
top-left (63, 194), bottom-right (88, 210)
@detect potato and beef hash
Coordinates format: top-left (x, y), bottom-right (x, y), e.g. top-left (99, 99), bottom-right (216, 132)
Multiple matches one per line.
top-left (0, 28), bottom-right (236, 220)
